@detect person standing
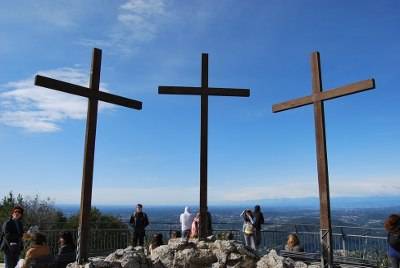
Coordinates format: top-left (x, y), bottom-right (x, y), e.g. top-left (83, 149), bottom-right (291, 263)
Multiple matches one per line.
top-left (179, 206), bottom-right (193, 242)
top-left (240, 209), bottom-right (256, 250)
top-left (129, 204), bottom-right (149, 247)
top-left (384, 214), bottom-right (400, 268)
top-left (190, 213), bottom-right (200, 239)
top-left (253, 205), bottom-right (265, 249)
top-left (0, 206), bottom-right (24, 268)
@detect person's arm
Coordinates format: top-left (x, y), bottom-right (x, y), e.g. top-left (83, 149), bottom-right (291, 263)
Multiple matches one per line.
top-left (129, 214), bottom-right (135, 225)
top-left (240, 210), bottom-right (245, 217)
top-left (144, 214), bottom-right (149, 227)
top-left (22, 248), bottom-right (33, 268)
top-left (247, 214), bottom-right (255, 225)
top-left (260, 213), bottom-right (265, 225)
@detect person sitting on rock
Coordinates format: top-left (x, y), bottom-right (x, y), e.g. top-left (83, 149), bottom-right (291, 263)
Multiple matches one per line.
top-left (284, 233), bottom-right (304, 252)
top-left (149, 233), bottom-right (164, 255)
top-left (170, 230), bottom-right (181, 239)
top-left (55, 231), bottom-right (76, 268)
top-left (22, 232), bottom-right (52, 268)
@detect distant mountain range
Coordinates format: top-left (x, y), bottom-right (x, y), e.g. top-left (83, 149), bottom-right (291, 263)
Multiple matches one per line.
top-left (225, 195), bottom-right (400, 209)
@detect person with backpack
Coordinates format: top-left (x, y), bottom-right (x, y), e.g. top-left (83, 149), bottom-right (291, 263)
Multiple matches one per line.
top-left (240, 209), bottom-right (256, 250)
top-left (0, 206), bottom-right (25, 268)
top-left (129, 204), bottom-right (149, 247)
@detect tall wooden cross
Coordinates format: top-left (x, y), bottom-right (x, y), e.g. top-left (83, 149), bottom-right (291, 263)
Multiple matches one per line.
top-left (34, 48), bottom-right (142, 263)
top-left (159, 53), bottom-right (250, 239)
top-left (272, 51), bottom-right (375, 267)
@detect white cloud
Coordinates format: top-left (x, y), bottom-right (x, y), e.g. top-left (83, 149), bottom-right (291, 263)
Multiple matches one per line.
top-left (79, 0), bottom-right (167, 55)
top-left (0, 67), bottom-right (112, 133)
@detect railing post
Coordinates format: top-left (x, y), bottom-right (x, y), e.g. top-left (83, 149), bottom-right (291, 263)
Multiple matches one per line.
top-left (341, 227), bottom-right (347, 256)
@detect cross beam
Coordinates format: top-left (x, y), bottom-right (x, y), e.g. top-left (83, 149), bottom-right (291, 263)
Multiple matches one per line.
top-left (34, 48), bottom-right (142, 263)
top-left (159, 53), bottom-right (250, 239)
top-left (272, 52), bottom-right (375, 268)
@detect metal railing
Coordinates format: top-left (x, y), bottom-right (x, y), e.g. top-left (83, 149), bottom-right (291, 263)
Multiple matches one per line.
top-left (6, 222), bottom-right (388, 263)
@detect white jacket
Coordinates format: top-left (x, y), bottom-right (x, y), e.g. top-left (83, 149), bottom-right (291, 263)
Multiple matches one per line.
top-left (180, 206), bottom-right (193, 231)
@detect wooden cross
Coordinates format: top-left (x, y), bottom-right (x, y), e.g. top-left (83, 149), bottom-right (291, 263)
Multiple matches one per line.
top-left (34, 48), bottom-right (142, 263)
top-left (272, 51), bottom-right (375, 267)
top-left (159, 53), bottom-right (250, 239)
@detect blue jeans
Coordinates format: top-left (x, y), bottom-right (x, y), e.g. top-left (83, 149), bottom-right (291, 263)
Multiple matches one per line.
top-left (4, 251), bottom-right (20, 268)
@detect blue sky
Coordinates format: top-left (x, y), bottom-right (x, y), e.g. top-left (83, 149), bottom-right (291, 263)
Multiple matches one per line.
top-left (0, 0), bottom-right (399, 205)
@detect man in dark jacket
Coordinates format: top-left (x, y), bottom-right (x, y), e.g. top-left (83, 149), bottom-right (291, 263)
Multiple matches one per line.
top-left (253, 205), bottom-right (265, 249)
top-left (0, 206), bottom-right (24, 268)
top-left (129, 204), bottom-right (149, 247)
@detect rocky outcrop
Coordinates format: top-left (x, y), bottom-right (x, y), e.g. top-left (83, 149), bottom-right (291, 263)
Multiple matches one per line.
top-left (151, 238), bottom-right (259, 267)
top-left (67, 246), bottom-right (151, 268)
top-left (67, 240), bottom-right (320, 268)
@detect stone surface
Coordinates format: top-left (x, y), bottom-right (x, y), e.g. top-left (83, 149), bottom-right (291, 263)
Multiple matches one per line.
top-left (66, 240), bottom-right (319, 268)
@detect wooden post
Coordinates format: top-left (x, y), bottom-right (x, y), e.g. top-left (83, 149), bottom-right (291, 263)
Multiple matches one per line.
top-left (159, 53), bottom-right (250, 239)
top-left (34, 48), bottom-right (142, 263)
top-left (272, 51), bottom-right (375, 267)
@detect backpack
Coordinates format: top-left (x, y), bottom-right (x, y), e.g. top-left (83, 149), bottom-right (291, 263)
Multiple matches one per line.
top-left (244, 222), bottom-right (254, 235)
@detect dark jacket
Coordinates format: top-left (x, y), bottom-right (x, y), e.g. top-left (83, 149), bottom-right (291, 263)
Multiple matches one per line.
top-left (55, 244), bottom-right (76, 268)
top-left (129, 212), bottom-right (149, 233)
top-left (0, 218), bottom-right (24, 253)
top-left (388, 232), bottom-right (400, 252)
top-left (253, 211), bottom-right (264, 231)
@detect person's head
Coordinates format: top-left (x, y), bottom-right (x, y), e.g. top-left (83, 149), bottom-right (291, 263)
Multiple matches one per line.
top-left (59, 231), bottom-right (74, 246)
top-left (11, 206), bottom-right (24, 220)
top-left (384, 214), bottom-right (400, 232)
top-left (170, 230), bottom-right (181, 238)
top-left (287, 233), bottom-right (300, 249)
top-left (184, 206), bottom-right (190, 213)
top-left (152, 233), bottom-right (163, 244)
top-left (31, 232), bottom-right (47, 246)
top-left (254, 205), bottom-right (261, 212)
top-left (136, 204), bottom-right (143, 213)
top-left (243, 210), bottom-right (253, 222)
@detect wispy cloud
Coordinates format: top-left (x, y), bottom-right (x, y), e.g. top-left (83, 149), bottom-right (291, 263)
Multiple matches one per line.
top-left (221, 177), bottom-right (400, 201)
top-left (24, 176), bottom-right (400, 205)
top-left (79, 0), bottom-right (167, 55)
top-left (0, 67), bottom-right (112, 133)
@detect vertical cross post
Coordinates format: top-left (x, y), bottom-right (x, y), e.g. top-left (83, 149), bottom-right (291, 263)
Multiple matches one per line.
top-left (78, 48), bottom-right (101, 263)
top-left (272, 51), bottom-right (375, 268)
top-left (311, 53), bottom-right (333, 267)
top-left (34, 48), bottom-right (142, 263)
top-left (200, 54), bottom-right (209, 239)
top-left (159, 53), bottom-right (250, 239)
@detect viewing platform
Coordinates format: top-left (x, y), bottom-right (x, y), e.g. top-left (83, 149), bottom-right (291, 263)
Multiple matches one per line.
top-left (30, 222), bottom-right (387, 266)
